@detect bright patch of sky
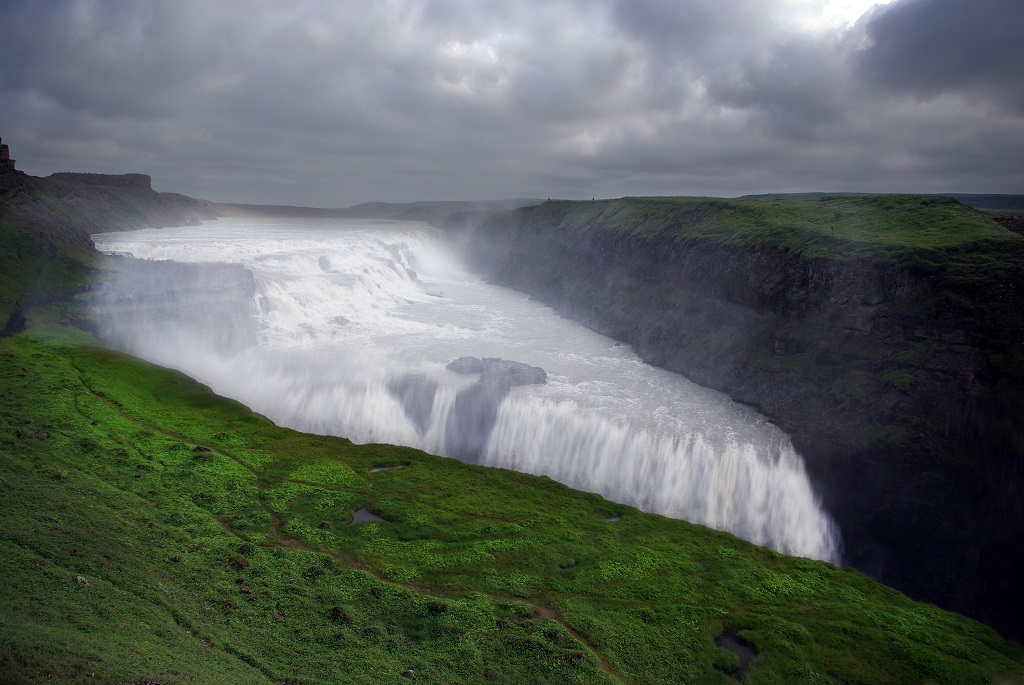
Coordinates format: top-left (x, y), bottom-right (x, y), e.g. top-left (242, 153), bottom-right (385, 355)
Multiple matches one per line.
top-left (784, 0), bottom-right (894, 31)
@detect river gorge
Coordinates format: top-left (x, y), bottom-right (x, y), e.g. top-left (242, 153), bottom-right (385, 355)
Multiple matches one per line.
top-left (92, 216), bottom-right (840, 562)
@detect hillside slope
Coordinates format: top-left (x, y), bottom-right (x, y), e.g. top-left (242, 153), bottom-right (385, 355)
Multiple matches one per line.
top-left (455, 196), bottom-right (1024, 639)
top-left (3, 318), bottom-right (1023, 684)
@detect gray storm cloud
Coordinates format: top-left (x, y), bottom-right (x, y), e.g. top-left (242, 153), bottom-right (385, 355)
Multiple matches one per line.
top-left (856, 0), bottom-right (1024, 110)
top-left (1, 0), bottom-right (1020, 204)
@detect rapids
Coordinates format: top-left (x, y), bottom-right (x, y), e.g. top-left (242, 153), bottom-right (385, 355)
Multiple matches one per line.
top-left (93, 216), bottom-right (840, 561)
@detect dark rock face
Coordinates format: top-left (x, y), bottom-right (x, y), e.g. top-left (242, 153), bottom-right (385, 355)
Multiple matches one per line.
top-left (0, 305), bottom-right (27, 338)
top-left (92, 257), bottom-right (259, 355)
top-left (444, 382), bottom-right (507, 461)
top-left (0, 136), bottom-right (28, 199)
top-left (387, 358), bottom-right (546, 459)
top-left (388, 374), bottom-right (439, 436)
top-left (446, 356), bottom-right (547, 387)
top-left (444, 357), bottom-right (546, 462)
top-left (456, 206), bottom-right (1024, 639)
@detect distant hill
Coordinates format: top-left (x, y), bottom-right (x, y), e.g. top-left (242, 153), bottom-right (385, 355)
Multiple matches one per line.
top-left (214, 198), bottom-right (544, 222)
top-left (741, 191), bottom-right (1024, 213)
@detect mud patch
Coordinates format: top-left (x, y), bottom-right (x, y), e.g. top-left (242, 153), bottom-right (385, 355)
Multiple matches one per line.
top-left (714, 630), bottom-right (756, 681)
top-left (368, 464), bottom-right (408, 474)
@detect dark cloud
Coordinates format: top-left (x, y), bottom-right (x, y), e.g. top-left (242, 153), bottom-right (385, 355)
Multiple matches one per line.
top-left (705, 39), bottom-right (851, 139)
top-left (856, 0), bottom-right (1024, 111)
top-left (0, 0), bottom-right (1021, 205)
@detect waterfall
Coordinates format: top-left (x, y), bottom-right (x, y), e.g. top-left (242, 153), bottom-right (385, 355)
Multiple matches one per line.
top-left (484, 395), bottom-right (837, 559)
top-left (92, 216), bottom-right (841, 563)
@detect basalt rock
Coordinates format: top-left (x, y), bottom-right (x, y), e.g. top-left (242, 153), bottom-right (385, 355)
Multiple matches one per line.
top-left (446, 356), bottom-right (547, 387)
top-left (387, 358), bottom-right (547, 459)
top-left (0, 136), bottom-right (28, 199)
top-left (443, 357), bottom-right (547, 462)
top-left (387, 374), bottom-right (439, 436)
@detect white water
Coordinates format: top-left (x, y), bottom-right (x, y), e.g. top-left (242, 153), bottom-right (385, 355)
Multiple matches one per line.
top-left (94, 217), bottom-right (840, 561)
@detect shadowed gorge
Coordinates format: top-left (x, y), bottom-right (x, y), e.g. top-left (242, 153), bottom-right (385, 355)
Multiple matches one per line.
top-left (453, 196), bottom-right (1024, 639)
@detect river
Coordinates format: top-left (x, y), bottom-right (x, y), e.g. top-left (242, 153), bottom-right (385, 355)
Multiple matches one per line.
top-left (93, 216), bottom-right (840, 561)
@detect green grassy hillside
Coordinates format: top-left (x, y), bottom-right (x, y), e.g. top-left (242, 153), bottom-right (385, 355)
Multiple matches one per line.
top-left (522, 195), bottom-right (1023, 260)
top-left (2, 319), bottom-right (1022, 684)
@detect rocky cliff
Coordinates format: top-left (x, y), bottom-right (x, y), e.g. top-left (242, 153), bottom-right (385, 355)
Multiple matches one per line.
top-left (0, 136), bottom-right (27, 199)
top-left (1, 136), bottom-right (216, 238)
top-left (0, 136), bottom-right (219, 330)
top-left (453, 196), bottom-right (1024, 639)
top-left (24, 171), bottom-right (218, 234)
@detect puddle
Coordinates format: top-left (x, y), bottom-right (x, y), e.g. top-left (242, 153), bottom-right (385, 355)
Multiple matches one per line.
top-left (714, 631), bottom-right (757, 681)
top-left (604, 515), bottom-right (622, 522)
top-left (368, 464), bottom-right (407, 473)
top-left (350, 507), bottom-right (386, 525)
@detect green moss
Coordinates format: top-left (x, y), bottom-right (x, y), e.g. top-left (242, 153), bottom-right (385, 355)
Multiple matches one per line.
top-left (288, 459), bottom-right (362, 487)
top-left (2, 326), bottom-right (1021, 684)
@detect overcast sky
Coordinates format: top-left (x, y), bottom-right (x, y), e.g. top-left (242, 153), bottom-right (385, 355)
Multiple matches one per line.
top-left (2, 0), bottom-right (1021, 206)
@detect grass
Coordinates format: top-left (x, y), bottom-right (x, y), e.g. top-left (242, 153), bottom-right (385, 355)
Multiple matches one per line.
top-left (1, 314), bottom-right (1022, 684)
top-left (0, 206), bottom-right (103, 325)
top-left (520, 195), bottom-right (1024, 262)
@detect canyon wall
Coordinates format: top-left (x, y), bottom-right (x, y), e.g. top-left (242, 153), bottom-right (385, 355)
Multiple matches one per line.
top-left (453, 197), bottom-right (1024, 639)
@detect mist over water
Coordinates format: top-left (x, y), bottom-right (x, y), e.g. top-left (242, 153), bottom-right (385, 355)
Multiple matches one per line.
top-left (93, 217), bottom-right (840, 562)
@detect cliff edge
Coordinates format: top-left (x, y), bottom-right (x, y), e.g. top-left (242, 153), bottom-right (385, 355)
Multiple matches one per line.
top-left (0, 136), bottom-right (218, 329)
top-left (455, 196), bottom-right (1024, 639)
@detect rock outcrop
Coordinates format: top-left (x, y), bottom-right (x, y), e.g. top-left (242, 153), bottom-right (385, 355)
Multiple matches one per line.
top-left (443, 357), bottom-right (547, 461)
top-left (0, 135), bottom-right (222, 327)
top-left (0, 136), bottom-right (28, 198)
top-left (28, 171), bottom-right (217, 233)
top-left (387, 358), bottom-right (548, 461)
top-left (0, 136), bottom-right (217, 235)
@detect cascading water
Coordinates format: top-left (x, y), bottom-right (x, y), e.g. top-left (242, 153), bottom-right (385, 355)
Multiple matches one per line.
top-left (93, 216), bottom-right (841, 562)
